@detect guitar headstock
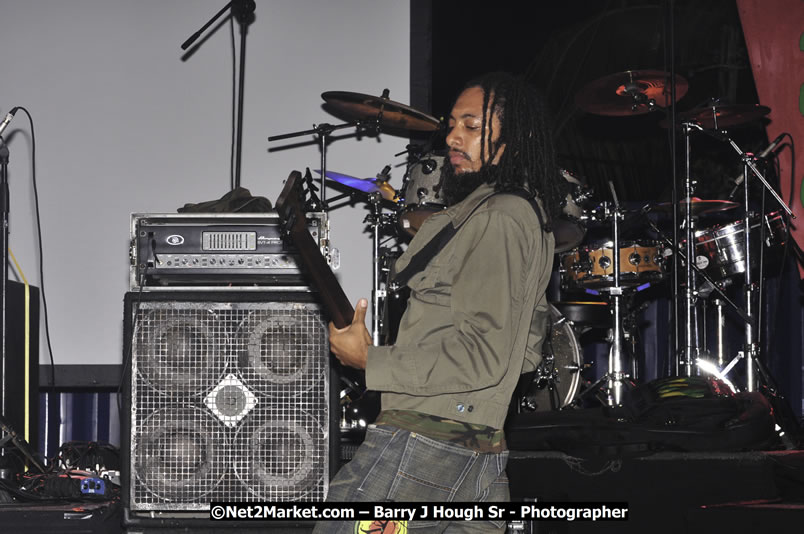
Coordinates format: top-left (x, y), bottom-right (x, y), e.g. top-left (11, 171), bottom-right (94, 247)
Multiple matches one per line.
top-left (276, 170), bottom-right (307, 237)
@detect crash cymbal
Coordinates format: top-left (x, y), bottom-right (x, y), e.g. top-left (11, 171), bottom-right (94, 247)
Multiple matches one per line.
top-left (322, 91), bottom-right (440, 132)
top-left (575, 70), bottom-right (688, 116)
top-left (650, 198), bottom-right (739, 217)
top-left (315, 169), bottom-right (398, 202)
top-left (659, 104), bottom-right (770, 129)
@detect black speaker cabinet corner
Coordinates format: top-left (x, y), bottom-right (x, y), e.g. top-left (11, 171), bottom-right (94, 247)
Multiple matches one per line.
top-left (1, 280), bottom-right (40, 453)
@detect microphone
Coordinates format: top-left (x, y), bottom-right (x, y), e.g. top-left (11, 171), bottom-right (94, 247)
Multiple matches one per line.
top-left (727, 133), bottom-right (786, 199)
top-left (0, 107), bottom-right (19, 138)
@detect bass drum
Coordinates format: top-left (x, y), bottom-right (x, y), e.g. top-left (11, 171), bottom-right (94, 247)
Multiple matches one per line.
top-left (517, 303), bottom-right (583, 411)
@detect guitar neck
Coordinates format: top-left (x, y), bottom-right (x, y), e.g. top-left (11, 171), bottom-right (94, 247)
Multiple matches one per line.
top-left (276, 172), bottom-right (354, 328)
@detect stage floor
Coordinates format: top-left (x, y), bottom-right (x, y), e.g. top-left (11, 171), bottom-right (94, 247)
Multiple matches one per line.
top-left (1, 450), bottom-right (802, 533)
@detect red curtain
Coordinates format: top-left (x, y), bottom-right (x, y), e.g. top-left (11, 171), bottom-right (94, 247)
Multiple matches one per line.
top-left (737, 0), bottom-right (804, 278)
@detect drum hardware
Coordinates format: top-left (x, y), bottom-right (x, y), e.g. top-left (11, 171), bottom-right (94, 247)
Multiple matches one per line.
top-left (396, 153), bottom-right (446, 237)
top-left (574, 70), bottom-right (689, 116)
top-left (362, 191), bottom-right (403, 346)
top-left (682, 122), bottom-right (794, 393)
top-left (270, 121), bottom-right (365, 213)
top-left (553, 169), bottom-right (592, 253)
top-left (582, 188), bottom-right (632, 407)
top-left (518, 304), bottom-right (584, 412)
top-left (269, 89), bottom-right (438, 213)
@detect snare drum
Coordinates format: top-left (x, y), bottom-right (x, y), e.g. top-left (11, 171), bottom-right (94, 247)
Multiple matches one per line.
top-left (398, 155), bottom-right (446, 236)
top-left (560, 240), bottom-right (666, 289)
top-left (693, 211), bottom-right (787, 281)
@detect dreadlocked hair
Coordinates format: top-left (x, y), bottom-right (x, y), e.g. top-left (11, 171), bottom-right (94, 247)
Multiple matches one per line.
top-left (464, 72), bottom-right (569, 228)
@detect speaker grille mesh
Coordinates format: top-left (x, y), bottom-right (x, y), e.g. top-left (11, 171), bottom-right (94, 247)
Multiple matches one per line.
top-left (128, 300), bottom-right (329, 510)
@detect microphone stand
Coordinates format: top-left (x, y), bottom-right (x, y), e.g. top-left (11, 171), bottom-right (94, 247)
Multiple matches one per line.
top-left (1, 137), bottom-right (11, 457)
top-left (181, 0), bottom-right (256, 190)
top-left (681, 121), bottom-right (698, 377)
top-left (690, 124), bottom-right (794, 392)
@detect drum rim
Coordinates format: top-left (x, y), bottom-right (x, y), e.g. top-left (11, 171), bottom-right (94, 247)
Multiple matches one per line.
top-left (548, 303), bottom-right (583, 407)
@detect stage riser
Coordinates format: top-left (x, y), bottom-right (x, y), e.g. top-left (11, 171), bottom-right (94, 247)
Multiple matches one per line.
top-left (508, 450), bottom-right (799, 532)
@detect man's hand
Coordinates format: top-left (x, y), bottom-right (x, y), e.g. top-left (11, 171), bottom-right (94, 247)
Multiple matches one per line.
top-left (329, 298), bottom-right (372, 370)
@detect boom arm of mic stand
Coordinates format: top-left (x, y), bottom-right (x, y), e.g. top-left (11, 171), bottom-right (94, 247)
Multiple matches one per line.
top-left (181, 2), bottom-right (232, 50)
top-left (728, 138), bottom-right (794, 218)
top-left (691, 124), bottom-right (795, 218)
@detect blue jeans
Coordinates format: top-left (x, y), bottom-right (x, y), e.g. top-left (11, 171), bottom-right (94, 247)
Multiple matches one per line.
top-left (313, 424), bottom-right (509, 533)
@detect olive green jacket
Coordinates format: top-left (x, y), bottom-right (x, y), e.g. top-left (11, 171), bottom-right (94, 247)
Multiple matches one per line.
top-left (365, 182), bottom-right (554, 429)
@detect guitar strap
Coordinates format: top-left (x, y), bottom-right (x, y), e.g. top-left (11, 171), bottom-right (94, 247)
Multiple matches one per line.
top-left (393, 190), bottom-right (546, 288)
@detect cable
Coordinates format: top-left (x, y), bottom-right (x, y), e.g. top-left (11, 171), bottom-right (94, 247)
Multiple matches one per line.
top-left (116, 279), bottom-right (145, 424)
top-left (230, 14), bottom-right (236, 191)
top-left (13, 108), bottom-right (57, 389)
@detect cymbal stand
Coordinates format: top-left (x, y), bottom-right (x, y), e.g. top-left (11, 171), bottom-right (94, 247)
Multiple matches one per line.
top-left (364, 192), bottom-right (397, 346)
top-left (680, 121), bottom-right (699, 377)
top-left (713, 298), bottom-right (726, 368)
top-left (269, 119), bottom-right (382, 208)
top-left (605, 188), bottom-right (629, 407)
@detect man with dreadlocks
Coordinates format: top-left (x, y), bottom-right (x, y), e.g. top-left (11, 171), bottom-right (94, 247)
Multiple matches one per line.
top-left (315, 72), bottom-right (567, 533)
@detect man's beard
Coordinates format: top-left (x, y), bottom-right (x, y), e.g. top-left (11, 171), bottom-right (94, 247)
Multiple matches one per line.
top-left (439, 159), bottom-right (500, 206)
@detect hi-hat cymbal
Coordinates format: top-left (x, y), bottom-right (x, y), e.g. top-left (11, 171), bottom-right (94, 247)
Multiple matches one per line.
top-left (659, 104), bottom-right (770, 129)
top-left (575, 70), bottom-right (688, 116)
top-left (314, 169), bottom-right (398, 202)
top-left (649, 198), bottom-right (739, 217)
top-left (322, 91), bottom-right (440, 132)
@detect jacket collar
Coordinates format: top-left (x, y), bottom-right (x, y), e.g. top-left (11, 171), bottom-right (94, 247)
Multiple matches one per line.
top-left (444, 182), bottom-right (498, 228)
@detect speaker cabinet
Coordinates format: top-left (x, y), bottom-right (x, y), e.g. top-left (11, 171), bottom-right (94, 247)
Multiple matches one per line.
top-left (1, 281), bottom-right (39, 453)
top-left (122, 291), bottom-right (335, 515)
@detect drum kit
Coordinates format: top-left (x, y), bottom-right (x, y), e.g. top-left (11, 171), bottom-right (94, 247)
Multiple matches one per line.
top-left (268, 69), bottom-right (795, 428)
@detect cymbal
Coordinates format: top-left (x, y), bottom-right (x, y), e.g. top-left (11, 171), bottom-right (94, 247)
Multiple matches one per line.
top-left (650, 198), bottom-right (739, 217)
top-left (659, 104), bottom-right (770, 129)
top-left (322, 91), bottom-right (440, 132)
top-left (575, 70), bottom-right (688, 116)
top-left (314, 169), bottom-right (398, 202)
